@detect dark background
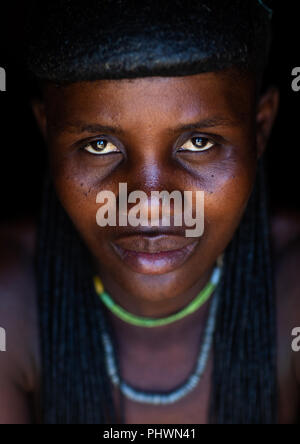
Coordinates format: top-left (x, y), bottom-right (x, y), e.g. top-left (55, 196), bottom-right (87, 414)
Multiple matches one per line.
top-left (0, 3), bottom-right (299, 223)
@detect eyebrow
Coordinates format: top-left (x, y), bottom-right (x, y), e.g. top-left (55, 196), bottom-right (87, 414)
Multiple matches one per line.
top-left (62, 116), bottom-right (240, 136)
top-left (63, 121), bottom-right (125, 136)
top-left (169, 116), bottom-right (241, 134)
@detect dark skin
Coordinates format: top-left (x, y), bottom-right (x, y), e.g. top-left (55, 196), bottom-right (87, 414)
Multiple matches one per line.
top-left (0, 69), bottom-right (300, 423)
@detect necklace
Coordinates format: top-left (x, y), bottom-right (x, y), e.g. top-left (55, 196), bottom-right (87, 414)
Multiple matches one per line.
top-left (96, 259), bottom-right (222, 405)
top-left (94, 262), bottom-right (222, 328)
top-left (101, 289), bottom-right (219, 405)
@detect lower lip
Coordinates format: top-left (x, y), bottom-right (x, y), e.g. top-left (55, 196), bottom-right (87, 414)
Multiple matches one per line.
top-left (112, 242), bottom-right (198, 275)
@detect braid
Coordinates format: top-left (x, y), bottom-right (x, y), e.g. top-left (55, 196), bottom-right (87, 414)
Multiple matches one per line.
top-left (35, 177), bottom-right (117, 424)
top-left (35, 161), bottom-right (277, 424)
top-left (210, 161), bottom-right (277, 424)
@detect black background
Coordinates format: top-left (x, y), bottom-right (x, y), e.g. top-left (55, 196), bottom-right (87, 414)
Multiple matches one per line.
top-left (0, 3), bottom-right (299, 223)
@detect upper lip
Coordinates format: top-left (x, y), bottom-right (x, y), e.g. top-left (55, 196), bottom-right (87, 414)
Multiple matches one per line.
top-left (112, 233), bottom-right (197, 254)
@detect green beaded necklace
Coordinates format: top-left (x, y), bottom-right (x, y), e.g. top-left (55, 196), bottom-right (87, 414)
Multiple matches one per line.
top-left (94, 261), bottom-right (222, 328)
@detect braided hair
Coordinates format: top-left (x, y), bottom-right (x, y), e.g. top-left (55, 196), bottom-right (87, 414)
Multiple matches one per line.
top-left (210, 162), bottom-right (276, 423)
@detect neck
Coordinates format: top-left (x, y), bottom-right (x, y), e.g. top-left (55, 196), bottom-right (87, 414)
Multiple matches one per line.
top-left (107, 296), bottom-right (212, 352)
top-left (100, 267), bottom-right (214, 350)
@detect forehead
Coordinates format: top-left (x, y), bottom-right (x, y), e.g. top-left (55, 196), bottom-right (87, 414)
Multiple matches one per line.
top-left (43, 70), bottom-right (256, 130)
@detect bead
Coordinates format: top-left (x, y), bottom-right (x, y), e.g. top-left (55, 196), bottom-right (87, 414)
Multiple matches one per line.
top-left (101, 289), bottom-right (220, 405)
top-left (95, 259), bottom-right (222, 328)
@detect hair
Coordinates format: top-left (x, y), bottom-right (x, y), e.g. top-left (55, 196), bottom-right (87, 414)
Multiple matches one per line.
top-left (29, 0), bottom-right (277, 424)
top-left (24, 0), bottom-right (272, 85)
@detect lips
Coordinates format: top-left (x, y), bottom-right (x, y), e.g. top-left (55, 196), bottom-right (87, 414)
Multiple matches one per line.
top-left (111, 234), bottom-right (199, 275)
top-left (114, 234), bottom-right (196, 253)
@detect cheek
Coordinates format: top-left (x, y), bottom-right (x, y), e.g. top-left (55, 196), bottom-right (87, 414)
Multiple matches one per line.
top-left (49, 161), bottom-right (101, 240)
top-left (202, 155), bottom-right (256, 248)
top-left (48, 144), bottom-right (120, 238)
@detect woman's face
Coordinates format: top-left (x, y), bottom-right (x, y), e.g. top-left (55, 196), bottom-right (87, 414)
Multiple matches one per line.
top-left (35, 70), bottom-right (277, 310)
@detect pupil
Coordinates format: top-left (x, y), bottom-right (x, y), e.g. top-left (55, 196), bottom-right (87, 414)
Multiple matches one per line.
top-left (96, 140), bottom-right (107, 150)
top-left (193, 137), bottom-right (205, 148)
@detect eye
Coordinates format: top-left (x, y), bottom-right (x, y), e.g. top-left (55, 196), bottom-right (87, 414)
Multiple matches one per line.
top-left (178, 136), bottom-right (214, 152)
top-left (83, 138), bottom-right (120, 155)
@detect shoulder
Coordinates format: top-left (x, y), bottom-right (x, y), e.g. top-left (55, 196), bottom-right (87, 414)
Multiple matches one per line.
top-left (271, 210), bottom-right (300, 421)
top-left (272, 210), bottom-right (300, 331)
top-left (271, 210), bottom-right (300, 311)
top-left (0, 218), bottom-right (40, 422)
top-left (274, 231), bottom-right (300, 358)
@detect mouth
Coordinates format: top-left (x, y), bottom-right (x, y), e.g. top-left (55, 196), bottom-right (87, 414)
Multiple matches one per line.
top-left (111, 233), bottom-right (199, 275)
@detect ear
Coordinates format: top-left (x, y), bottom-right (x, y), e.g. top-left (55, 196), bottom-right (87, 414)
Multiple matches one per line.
top-left (31, 99), bottom-right (47, 141)
top-left (256, 86), bottom-right (280, 158)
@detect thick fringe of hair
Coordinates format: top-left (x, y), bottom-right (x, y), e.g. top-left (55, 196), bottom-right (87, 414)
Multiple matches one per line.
top-left (24, 0), bottom-right (272, 83)
top-left (35, 161), bottom-right (277, 424)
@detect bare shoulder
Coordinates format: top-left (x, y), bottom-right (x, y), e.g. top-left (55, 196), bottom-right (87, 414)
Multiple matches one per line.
top-left (274, 232), bottom-right (300, 347)
top-left (272, 210), bottom-right (300, 332)
top-left (0, 218), bottom-right (39, 423)
top-left (271, 210), bottom-right (300, 422)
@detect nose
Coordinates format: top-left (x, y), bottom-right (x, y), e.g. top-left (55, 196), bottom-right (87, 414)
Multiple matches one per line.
top-left (115, 144), bottom-right (192, 230)
top-left (120, 139), bottom-right (182, 194)
top-left (117, 182), bottom-right (184, 227)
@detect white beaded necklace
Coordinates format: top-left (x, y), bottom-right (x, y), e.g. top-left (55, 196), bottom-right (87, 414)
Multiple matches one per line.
top-left (101, 271), bottom-right (221, 405)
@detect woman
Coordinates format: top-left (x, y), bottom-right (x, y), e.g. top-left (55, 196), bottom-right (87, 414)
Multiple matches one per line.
top-left (0, 0), bottom-right (299, 424)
